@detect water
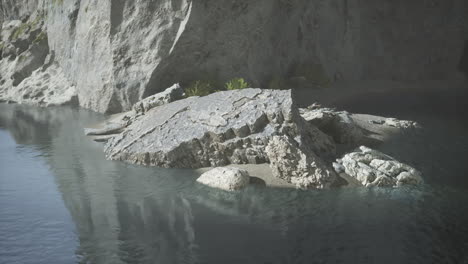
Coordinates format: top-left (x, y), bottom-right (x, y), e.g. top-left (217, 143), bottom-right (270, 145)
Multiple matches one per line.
top-left (1, 101), bottom-right (468, 264)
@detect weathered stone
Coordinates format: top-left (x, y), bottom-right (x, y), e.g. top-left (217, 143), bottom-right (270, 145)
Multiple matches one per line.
top-left (300, 106), bottom-right (364, 144)
top-left (265, 135), bottom-right (337, 189)
top-left (85, 122), bottom-right (127, 136)
top-left (2, 0), bottom-right (467, 113)
top-left (104, 89), bottom-right (336, 188)
top-left (336, 146), bottom-right (423, 187)
top-left (133, 83), bottom-right (184, 114)
top-left (196, 167), bottom-right (250, 191)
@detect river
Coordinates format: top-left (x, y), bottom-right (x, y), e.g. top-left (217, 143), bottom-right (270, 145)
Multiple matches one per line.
top-left (1, 98), bottom-right (468, 264)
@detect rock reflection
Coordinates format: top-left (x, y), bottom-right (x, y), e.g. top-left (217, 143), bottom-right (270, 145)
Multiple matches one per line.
top-left (1, 103), bottom-right (468, 263)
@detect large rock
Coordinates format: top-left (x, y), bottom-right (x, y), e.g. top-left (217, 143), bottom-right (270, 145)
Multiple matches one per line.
top-left (265, 135), bottom-right (336, 189)
top-left (104, 88), bottom-right (337, 187)
top-left (300, 105), bottom-right (364, 144)
top-left (334, 146), bottom-right (423, 187)
top-left (0, 14), bottom-right (77, 107)
top-left (133, 83), bottom-right (184, 114)
top-left (196, 167), bottom-right (250, 191)
top-left (3, 0), bottom-right (467, 113)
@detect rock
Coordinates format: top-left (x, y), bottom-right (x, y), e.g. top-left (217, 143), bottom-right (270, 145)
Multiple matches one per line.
top-left (369, 117), bottom-right (420, 129)
top-left (335, 146), bottom-right (423, 187)
top-left (300, 106), bottom-right (364, 144)
top-left (265, 135), bottom-right (337, 189)
top-left (84, 122), bottom-right (127, 136)
top-left (91, 135), bottom-right (116, 143)
top-left (133, 83), bottom-right (184, 114)
top-left (384, 118), bottom-right (420, 129)
top-left (196, 167), bottom-right (250, 191)
top-left (104, 88), bottom-right (336, 187)
top-left (3, 1), bottom-right (466, 113)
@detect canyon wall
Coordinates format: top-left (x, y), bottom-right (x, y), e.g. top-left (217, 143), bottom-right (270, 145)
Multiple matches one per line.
top-left (1, 0), bottom-right (467, 113)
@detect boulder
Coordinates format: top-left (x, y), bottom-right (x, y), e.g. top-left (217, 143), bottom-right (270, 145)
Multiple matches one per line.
top-left (265, 135), bottom-right (336, 189)
top-left (104, 88), bottom-right (337, 188)
top-left (133, 83), bottom-right (184, 114)
top-left (335, 146), bottom-right (423, 187)
top-left (196, 167), bottom-right (250, 191)
top-left (300, 105), bottom-right (364, 144)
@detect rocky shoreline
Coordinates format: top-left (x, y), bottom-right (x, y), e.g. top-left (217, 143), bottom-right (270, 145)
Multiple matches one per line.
top-left (83, 85), bottom-right (423, 190)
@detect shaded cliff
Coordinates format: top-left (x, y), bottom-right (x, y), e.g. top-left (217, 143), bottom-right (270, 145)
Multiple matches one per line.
top-left (1, 0), bottom-right (467, 113)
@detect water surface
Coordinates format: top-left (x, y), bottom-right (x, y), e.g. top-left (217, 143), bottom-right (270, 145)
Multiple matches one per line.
top-left (1, 102), bottom-right (468, 264)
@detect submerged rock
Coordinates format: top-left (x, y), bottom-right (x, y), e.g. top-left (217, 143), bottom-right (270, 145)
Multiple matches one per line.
top-left (133, 83), bottom-right (184, 114)
top-left (104, 88), bottom-right (336, 188)
top-left (196, 167), bottom-right (250, 191)
top-left (299, 105), bottom-right (364, 144)
top-left (335, 146), bottom-right (423, 187)
top-left (369, 118), bottom-right (420, 129)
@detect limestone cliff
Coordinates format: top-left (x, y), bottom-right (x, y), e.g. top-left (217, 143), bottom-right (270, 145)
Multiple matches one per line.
top-left (1, 0), bottom-right (467, 113)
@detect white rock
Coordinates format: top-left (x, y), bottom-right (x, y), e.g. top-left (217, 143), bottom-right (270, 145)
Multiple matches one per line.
top-left (265, 135), bottom-right (336, 189)
top-left (196, 167), bottom-right (250, 191)
top-left (336, 146), bottom-right (423, 187)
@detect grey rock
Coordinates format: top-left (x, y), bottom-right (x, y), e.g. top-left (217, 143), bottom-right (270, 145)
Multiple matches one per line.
top-left (336, 146), bottom-right (423, 187)
top-left (3, 0), bottom-right (467, 113)
top-left (133, 83), bottom-right (184, 114)
top-left (0, 14), bottom-right (77, 107)
top-left (196, 167), bottom-right (250, 191)
top-left (300, 106), bottom-right (364, 144)
top-left (91, 135), bottom-right (116, 143)
top-left (384, 118), bottom-right (420, 129)
top-left (265, 135), bottom-right (337, 189)
top-left (85, 122), bottom-right (127, 136)
top-left (104, 89), bottom-right (336, 188)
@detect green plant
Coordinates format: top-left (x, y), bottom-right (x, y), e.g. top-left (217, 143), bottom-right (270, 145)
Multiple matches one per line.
top-left (185, 80), bottom-right (215, 97)
top-left (225, 78), bottom-right (249, 90)
top-left (268, 76), bottom-right (288, 90)
top-left (294, 63), bottom-right (331, 88)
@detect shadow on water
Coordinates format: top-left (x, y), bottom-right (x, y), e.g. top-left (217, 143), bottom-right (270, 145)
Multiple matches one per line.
top-left (1, 103), bottom-right (468, 264)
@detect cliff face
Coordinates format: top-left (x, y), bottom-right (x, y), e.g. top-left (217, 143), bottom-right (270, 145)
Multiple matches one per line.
top-left (1, 0), bottom-right (467, 113)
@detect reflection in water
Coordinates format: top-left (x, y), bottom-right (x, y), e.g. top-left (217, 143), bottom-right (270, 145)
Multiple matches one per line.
top-left (0, 103), bottom-right (468, 264)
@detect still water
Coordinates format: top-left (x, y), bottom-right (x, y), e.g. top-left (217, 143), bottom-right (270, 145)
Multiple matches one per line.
top-left (1, 101), bottom-right (468, 264)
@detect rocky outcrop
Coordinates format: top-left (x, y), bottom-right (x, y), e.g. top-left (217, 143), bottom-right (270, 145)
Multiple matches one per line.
top-left (104, 88), bottom-right (337, 188)
top-left (300, 105), bottom-right (364, 144)
top-left (2, 0), bottom-right (467, 113)
top-left (196, 167), bottom-right (250, 191)
top-left (369, 118), bottom-right (420, 129)
top-left (334, 146), bottom-right (423, 187)
top-left (265, 135), bottom-right (336, 189)
top-left (0, 13), bottom-right (77, 107)
top-left (133, 83), bottom-right (184, 114)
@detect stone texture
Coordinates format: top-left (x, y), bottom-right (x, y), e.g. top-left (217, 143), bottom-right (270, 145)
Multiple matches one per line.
top-left (0, 13), bottom-right (77, 107)
top-left (300, 105), bottom-right (364, 144)
top-left (265, 135), bottom-right (336, 189)
top-left (133, 83), bottom-right (184, 114)
top-left (335, 146), bottom-right (423, 187)
top-left (2, 0), bottom-right (467, 113)
top-left (196, 167), bottom-right (250, 191)
top-left (104, 88), bottom-right (337, 188)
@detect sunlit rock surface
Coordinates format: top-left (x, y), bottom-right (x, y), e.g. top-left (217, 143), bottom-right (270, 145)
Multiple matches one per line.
top-left (334, 146), bottom-right (423, 187)
top-left (196, 167), bottom-right (250, 191)
top-left (104, 88), bottom-right (337, 188)
top-left (1, 0), bottom-right (467, 113)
